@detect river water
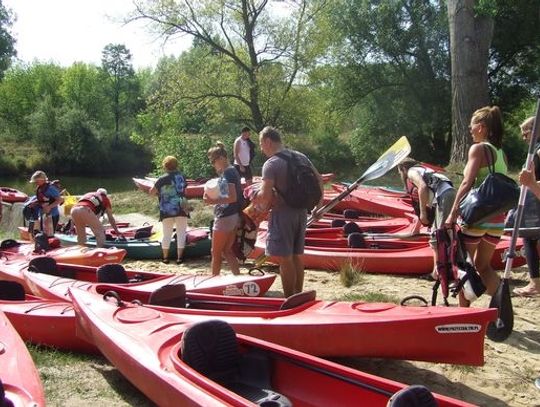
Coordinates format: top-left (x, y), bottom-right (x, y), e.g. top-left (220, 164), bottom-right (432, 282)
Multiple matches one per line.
top-left (0, 175), bottom-right (136, 195)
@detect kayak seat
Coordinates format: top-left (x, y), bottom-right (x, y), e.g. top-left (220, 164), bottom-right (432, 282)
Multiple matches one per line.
top-left (182, 320), bottom-right (292, 407)
top-left (1, 378), bottom-right (15, 407)
top-left (279, 290), bottom-right (317, 310)
top-left (343, 209), bottom-right (360, 219)
top-left (331, 219), bottom-right (346, 228)
top-left (343, 222), bottom-right (361, 236)
top-left (148, 284), bottom-right (186, 308)
top-left (0, 239), bottom-right (20, 249)
top-left (0, 281), bottom-right (25, 300)
top-left (96, 264), bottom-right (128, 284)
top-left (348, 232), bottom-right (366, 249)
top-left (28, 256), bottom-right (76, 278)
top-left (134, 229), bottom-right (152, 240)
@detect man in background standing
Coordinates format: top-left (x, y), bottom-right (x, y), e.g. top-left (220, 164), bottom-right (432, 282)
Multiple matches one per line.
top-left (233, 126), bottom-right (255, 186)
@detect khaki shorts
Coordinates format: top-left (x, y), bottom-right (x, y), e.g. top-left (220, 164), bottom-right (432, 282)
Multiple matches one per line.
top-left (213, 213), bottom-right (240, 232)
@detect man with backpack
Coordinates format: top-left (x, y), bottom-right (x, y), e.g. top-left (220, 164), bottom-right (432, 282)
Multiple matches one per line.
top-left (254, 126), bottom-right (323, 297)
top-left (233, 126), bottom-right (256, 186)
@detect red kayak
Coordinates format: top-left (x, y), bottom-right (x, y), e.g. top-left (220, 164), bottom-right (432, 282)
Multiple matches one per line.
top-left (325, 184), bottom-right (414, 217)
top-left (71, 288), bottom-right (473, 407)
top-left (0, 281), bottom-right (495, 365)
top-left (0, 308), bottom-right (46, 407)
top-left (127, 288), bottom-right (496, 364)
top-left (0, 281), bottom-right (96, 353)
top-left (251, 224), bottom-right (525, 274)
top-left (1, 240), bottom-right (126, 268)
top-left (135, 173), bottom-right (337, 199)
top-left (0, 186), bottom-right (28, 203)
top-left (22, 259), bottom-right (276, 302)
top-left (132, 177), bottom-right (208, 199)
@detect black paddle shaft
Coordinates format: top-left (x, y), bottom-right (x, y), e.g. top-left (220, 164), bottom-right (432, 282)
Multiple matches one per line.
top-left (487, 98), bottom-right (540, 342)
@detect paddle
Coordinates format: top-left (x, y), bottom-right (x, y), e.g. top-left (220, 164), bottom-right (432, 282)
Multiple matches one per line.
top-left (308, 136), bottom-right (411, 227)
top-left (487, 98), bottom-right (540, 342)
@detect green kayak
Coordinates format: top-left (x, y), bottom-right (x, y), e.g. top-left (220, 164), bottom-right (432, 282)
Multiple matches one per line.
top-left (56, 228), bottom-right (211, 260)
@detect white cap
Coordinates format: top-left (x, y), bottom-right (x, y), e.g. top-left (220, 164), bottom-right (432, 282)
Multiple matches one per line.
top-left (96, 188), bottom-right (108, 196)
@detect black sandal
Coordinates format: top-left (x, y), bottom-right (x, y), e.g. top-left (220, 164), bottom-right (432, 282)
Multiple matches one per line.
top-left (176, 258), bottom-right (183, 265)
top-left (162, 258), bottom-right (170, 264)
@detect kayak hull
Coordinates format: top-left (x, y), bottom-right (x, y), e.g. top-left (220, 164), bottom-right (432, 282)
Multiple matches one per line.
top-left (22, 262), bottom-right (275, 302)
top-left (1, 242), bottom-right (127, 267)
top-left (0, 294), bottom-right (97, 353)
top-left (0, 186), bottom-right (28, 203)
top-left (251, 226), bottom-right (525, 274)
top-left (0, 310), bottom-right (46, 407)
top-left (56, 229), bottom-right (212, 260)
top-left (70, 289), bottom-right (473, 407)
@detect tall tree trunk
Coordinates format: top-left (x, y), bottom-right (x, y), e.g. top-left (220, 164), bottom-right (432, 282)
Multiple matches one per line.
top-left (447, 0), bottom-right (494, 164)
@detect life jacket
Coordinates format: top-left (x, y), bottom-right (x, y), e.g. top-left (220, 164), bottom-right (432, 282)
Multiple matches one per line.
top-left (79, 192), bottom-right (106, 216)
top-left (36, 180), bottom-right (63, 206)
top-left (405, 166), bottom-right (451, 225)
top-left (431, 224), bottom-right (486, 306)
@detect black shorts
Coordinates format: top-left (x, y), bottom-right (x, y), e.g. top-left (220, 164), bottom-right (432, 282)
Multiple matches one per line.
top-left (234, 164), bottom-right (253, 181)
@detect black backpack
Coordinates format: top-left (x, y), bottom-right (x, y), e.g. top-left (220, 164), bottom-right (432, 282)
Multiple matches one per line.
top-left (275, 150), bottom-right (321, 210)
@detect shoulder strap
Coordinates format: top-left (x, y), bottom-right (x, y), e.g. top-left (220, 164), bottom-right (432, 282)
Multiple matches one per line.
top-left (275, 150), bottom-right (293, 162)
top-left (482, 143), bottom-right (496, 174)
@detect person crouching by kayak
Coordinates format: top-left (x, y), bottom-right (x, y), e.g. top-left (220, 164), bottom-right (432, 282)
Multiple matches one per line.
top-left (29, 170), bottom-right (63, 237)
top-left (397, 159), bottom-right (456, 273)
top-left (70, 188), bottom-right (123, 248)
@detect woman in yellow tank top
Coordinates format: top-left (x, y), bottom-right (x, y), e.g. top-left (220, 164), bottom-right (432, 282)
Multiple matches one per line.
top-left (445, 106), bottom-right (508, 307)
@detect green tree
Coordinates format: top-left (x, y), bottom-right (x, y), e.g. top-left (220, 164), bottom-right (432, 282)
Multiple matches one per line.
top-left (330, 0), bottom-right (451, 165)
top-left (101, 43), bottom-right (137, 143)
top-left (0, 0), bottom-right (16, 79)
top-left (61, 63), bottom-right (110, 124)
top-left (0, 63), bottom-right (64, 140)
top-left (129, 0), bottom-right (330, 131)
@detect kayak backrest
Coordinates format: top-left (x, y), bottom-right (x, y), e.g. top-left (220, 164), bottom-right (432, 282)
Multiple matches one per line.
top-left (134, 229), bottom-right (152, 240)
top-left (0, 239), bottom-right (20, 250)
top-left (182, 320), bottom-right (240, 384)
top-left (343, 209), bottom-right (360, 219)
top-left (331, 219), bottom-right (346, 228)
top-left (148, 284), bottom-right (186, 308)
top-left (279, 290), bottom-right (316, 311)
top-left (0, 280), bottom-right (25, 301)
top-left (347, 232), bottom-right (366, 249)
top-left (96, 264), bottom-right (128, 284)
top-left (28, 256), bottom-right (59, 276)
top-left (181, 320), bottom-right (292, 407)
top-left (343, 222), bottom-right (361, 236)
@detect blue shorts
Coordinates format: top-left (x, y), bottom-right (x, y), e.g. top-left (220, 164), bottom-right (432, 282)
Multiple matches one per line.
top-left (266, 207), bottom-right (307, 257)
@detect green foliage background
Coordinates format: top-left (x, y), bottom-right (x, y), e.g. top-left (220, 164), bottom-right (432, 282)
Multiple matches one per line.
top-left (0, 1), bottom-right (538, 179)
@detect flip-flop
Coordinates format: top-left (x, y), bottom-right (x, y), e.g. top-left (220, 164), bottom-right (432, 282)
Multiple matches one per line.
top-left (513, 286), bottom-right (540, 297)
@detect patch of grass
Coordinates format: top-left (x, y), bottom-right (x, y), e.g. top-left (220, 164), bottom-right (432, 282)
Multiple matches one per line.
top-left (28, 345), bottom-right (152, 406)
top-left (110, 190), bottom-right (158, 217)
top-left (339, 260), bottom-right (364, 288)
top-left (188, 199), bottom-right (214, 228)
top-left (338, 291), bottom-right (400, 304)
top-left (448, 363), bottom-right (477, 374)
